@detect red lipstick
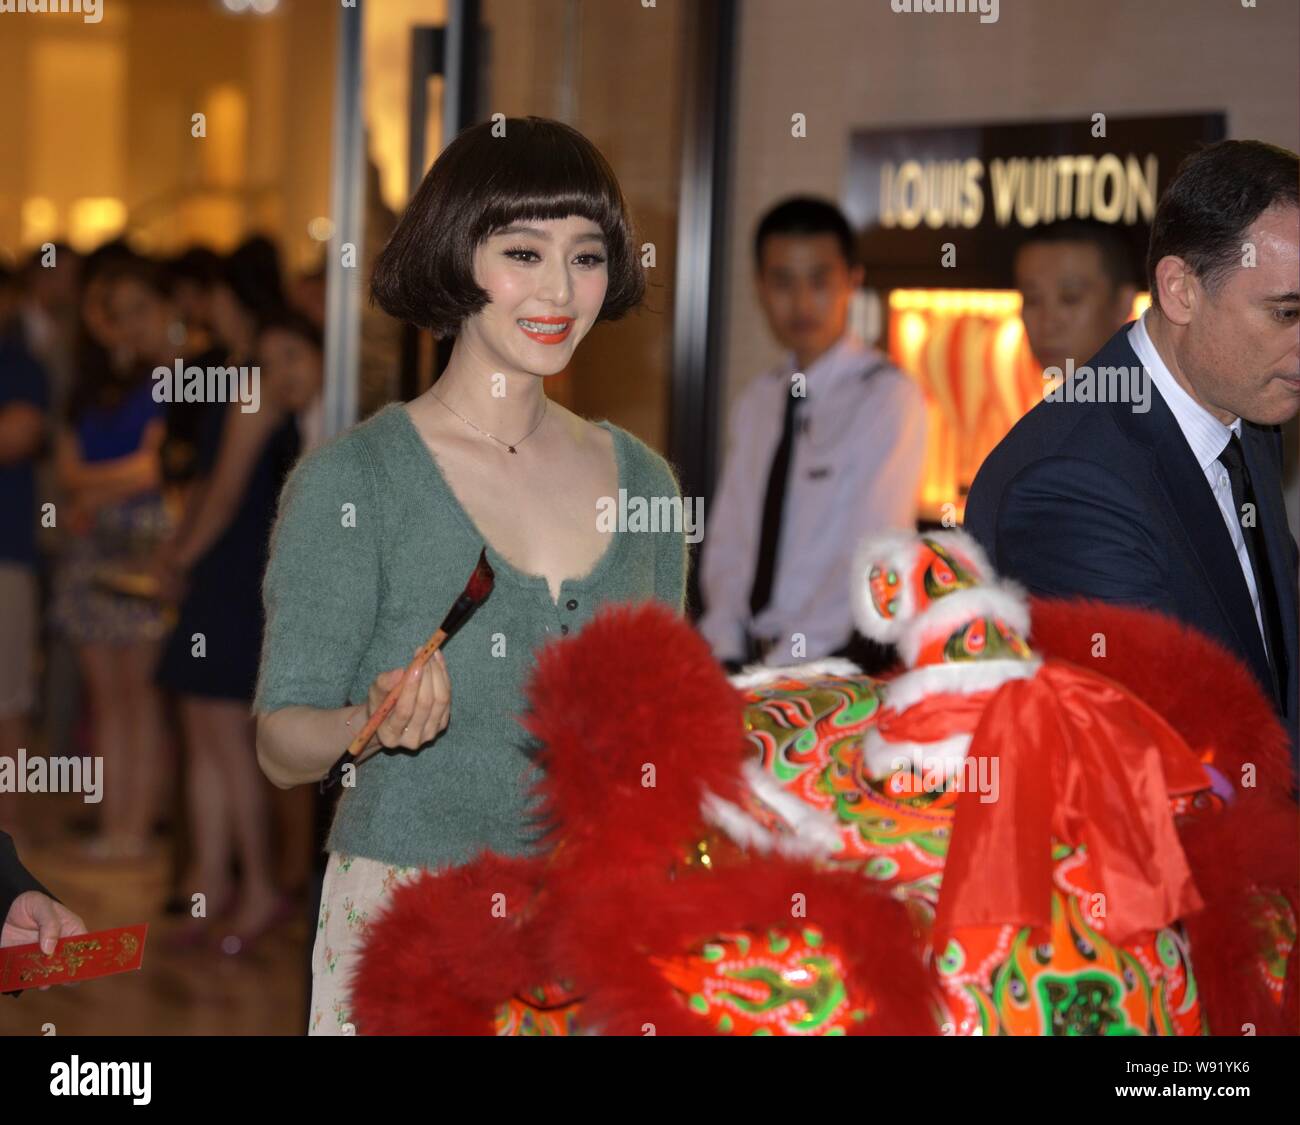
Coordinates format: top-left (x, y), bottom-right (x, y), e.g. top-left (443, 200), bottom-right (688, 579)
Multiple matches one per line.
top-left (517, 316), bottom-right (575, 345)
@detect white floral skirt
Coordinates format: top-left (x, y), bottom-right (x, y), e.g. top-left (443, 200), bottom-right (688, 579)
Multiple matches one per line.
top-left (308, 851), bottom-right (421, 1036)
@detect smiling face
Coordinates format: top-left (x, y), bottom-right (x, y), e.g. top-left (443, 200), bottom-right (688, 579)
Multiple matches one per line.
top-left (1169, 204), bottom-right (1300, 426)
top-left (460, 215), bottom-right (609, 377)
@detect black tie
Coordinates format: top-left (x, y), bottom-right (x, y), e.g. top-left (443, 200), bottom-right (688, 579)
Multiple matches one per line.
top-left (749, 388), bottom-right (801, 619)
top-left (1218, 433), bottom-right (1287, 705)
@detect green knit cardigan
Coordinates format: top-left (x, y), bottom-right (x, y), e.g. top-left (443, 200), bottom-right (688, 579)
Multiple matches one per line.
top-left (254, 402), bottom-right (687, 869)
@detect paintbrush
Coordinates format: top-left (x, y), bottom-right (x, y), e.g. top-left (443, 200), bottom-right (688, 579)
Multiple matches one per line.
top-left (320, 548), bottom-right (495, 791)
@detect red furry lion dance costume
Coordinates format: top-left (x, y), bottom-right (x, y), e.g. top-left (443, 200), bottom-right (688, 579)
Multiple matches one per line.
top-left (350, 530), bottom-right (1298, 1036)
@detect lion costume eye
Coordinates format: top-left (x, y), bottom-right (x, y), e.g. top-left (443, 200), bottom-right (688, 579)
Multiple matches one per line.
top-left (868, 565), bottom-right (902, 621)
top-left (918, 539), bottom-right (982, 604)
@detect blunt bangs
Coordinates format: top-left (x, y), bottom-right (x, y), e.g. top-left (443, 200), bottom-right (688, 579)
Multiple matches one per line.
top-left (371, 116), bottom-right (644, 336)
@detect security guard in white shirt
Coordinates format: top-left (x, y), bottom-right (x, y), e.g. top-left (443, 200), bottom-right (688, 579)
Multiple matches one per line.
top-left (699, 197), bottom-right (927, 672)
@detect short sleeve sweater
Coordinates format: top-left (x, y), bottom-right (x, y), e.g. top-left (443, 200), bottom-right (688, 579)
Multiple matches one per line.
top-left (253, 401), bottom-right (687, 870)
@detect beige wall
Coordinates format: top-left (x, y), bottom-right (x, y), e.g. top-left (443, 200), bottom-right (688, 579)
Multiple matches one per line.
top-left (478, 0), bottom-right (687, 451)
top-left (364, 0), bottom-right (449, 213)
top-left (0, 0), bottom-right (337, 272)
top-left (0, 5), bottom-right (130, 255)
top-left (723, 0), bottom-right (1300, 530)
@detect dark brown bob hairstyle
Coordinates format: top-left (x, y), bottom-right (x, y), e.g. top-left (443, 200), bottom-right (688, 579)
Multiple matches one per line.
top-left (371, 116), bottom-right (645, 337)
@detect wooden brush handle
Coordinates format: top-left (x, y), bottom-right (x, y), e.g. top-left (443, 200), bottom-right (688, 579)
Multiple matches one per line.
top-left (344, 628), bottom-right (448, 757)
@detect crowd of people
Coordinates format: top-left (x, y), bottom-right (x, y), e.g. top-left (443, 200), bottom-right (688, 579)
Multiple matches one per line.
top-left (0, 235), bottom-right (325, 954)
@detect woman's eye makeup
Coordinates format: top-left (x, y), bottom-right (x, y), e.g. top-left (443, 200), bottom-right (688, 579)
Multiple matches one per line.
top-left (502, 246), bottom-right (607, 267)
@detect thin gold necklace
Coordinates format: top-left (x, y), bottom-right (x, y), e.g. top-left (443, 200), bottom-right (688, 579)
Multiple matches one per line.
top-left (430, 391), bottom-right (547, 454)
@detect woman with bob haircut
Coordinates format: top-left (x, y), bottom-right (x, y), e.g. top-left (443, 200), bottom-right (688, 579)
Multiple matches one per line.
top-left (253, 116), bottom-right (687, 1034)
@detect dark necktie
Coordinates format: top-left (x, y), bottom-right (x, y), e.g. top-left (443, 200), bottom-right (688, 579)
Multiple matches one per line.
top-left (1218, 433), bottom-right (1287, 705)
top-left (749, 388), bottom-right (801, 619)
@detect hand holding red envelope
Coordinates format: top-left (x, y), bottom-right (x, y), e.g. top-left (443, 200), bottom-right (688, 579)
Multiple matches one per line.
top-left (1, 924), bottom-right (148, 992)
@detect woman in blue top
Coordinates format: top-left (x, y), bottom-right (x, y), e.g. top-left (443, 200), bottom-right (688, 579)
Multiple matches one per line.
top-left (51, 257), bottom-right (174, 861)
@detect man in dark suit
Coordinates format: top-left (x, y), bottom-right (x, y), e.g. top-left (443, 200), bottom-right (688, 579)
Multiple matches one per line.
top-left (966, 140), bottom-right (1300, 767)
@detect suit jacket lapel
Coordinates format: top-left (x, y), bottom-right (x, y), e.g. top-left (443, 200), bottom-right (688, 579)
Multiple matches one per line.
top-left (1106, 332), bottom-right (1273, 685)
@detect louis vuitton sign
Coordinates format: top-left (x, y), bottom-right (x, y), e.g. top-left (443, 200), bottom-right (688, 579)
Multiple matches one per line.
top-left (844, 113), bottom-right (1226, 289)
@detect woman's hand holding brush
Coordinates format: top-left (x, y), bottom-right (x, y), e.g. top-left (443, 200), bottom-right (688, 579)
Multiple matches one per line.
top-left (351, 648), bottom-right (452, 764)
top-left (316, 548), bottom-right (493, 791)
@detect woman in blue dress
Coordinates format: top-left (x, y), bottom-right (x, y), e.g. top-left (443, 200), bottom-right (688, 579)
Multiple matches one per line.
top-left (154, 262), bottom-right (317, 952)
top-left (51, 257), bottom-right (174, 861)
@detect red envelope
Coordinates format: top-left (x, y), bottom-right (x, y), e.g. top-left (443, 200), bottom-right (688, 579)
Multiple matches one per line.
top-left (1, 924), bottom-right (148, 991)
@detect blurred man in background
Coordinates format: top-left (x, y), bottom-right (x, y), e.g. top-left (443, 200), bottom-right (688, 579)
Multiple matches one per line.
top-left (1015, 219), bottom-right (1138, 376)
top-left (699, 196), bottom-right (927, 672)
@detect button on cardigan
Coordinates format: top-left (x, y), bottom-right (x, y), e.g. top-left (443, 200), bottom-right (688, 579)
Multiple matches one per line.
top-left (254, 402), bottom-right (687, 870)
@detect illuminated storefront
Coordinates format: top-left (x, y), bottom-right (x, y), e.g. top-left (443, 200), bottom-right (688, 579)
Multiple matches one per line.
top-left (887, 287), bottom-right (1148, 522)
top-left (845, 113), bottom-right (1223, 524)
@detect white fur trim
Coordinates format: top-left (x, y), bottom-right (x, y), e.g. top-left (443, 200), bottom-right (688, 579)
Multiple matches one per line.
top-left (701, 760), bottom-right (845, 860)
top-left (861, 728), bottom-right (972, 779)
top-left (700, 791), bottom-right (779, 853)
top-left (739, 759), bottom-right (844, 856)
top-left (728, 657), bottom-right (862, 691)
top-left (850, 530), bottom-right (925, 643)
top-left (897, 581), bottom-right (1031, 667)
top-left (882, 658), bottom-right (1041, 712)
top-left (772, 830), bottom-right (842, 861)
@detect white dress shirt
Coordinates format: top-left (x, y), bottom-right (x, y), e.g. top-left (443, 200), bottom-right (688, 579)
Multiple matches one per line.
top-left (1128, 312), bottom-right (1265, 645)
top-left (698, 331), bottom-right (927, 664)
